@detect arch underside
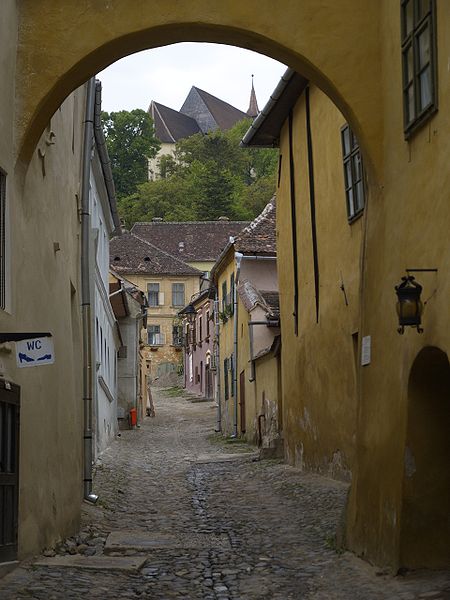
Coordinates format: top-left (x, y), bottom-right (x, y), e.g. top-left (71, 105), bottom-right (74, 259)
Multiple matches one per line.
top-left (16, 1), bottom-right (382, 177)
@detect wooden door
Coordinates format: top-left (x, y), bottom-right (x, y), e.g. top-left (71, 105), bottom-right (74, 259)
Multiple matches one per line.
top-left (239, 371), bottom-right (246, 433)
top-left (0, 380), bottom-right (20, 563)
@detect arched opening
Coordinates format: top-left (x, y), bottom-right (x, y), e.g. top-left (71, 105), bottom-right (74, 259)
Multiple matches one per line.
top-left (400, 346), bottom-right (450, 569)
top-left (16, 4), bottom-right (382, 179)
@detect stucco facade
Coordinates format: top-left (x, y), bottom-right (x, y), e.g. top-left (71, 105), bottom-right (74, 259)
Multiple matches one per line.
top-left (2, 0), bottom-right (450, 571)
top-left (0, 1), bottom-right (85, 559)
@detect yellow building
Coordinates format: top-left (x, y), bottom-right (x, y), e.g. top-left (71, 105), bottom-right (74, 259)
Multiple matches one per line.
top-left (211, 202), bottom-right (281, 447)
top-left (6, 0), bottom-right (450, 572)
top-left (110, 231), bottom-right (201, 380)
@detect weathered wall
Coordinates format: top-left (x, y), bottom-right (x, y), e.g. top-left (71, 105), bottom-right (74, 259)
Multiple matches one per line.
top-left (254, 352), bottom-right (281, 450)
top-left (346, 0), bottom-right (450, 569)
top-left (0, 4), bottom-right (85, 557)
top-left (125, 273), bottom-right (200, 379)
top-left (277, 85), bottom-right (361, 482)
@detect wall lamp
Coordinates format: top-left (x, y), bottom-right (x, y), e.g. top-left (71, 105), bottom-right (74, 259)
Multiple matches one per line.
top-left (178, 303), bottom-right (196, 324)
top-left (395, 268), bottom-right (438, 334)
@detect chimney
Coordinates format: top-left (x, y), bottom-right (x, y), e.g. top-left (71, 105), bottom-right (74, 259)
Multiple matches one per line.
top-left (152, 217), bottom-right (163, 222)
top-left (218, 216), bottom-right (229, 221)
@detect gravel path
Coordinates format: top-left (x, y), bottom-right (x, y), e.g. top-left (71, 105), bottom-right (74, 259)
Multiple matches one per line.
top-left (1, 387), bottom-right (449, 599)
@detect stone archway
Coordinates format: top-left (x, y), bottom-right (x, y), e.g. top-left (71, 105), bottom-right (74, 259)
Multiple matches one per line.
top-left (400, 346), bottom-right (450, 569)
top-left (16, 0), bottom-right (383, 178)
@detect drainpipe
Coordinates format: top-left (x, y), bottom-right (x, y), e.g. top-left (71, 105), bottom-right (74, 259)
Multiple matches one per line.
top-left (214, 291), bottom-right (221, 432)
top-left (232, 252), bottom-right (243, 437)
top-left (81, 78), bottom-right (98, 504)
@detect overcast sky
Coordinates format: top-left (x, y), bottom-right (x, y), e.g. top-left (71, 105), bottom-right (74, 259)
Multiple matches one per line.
top-left (98, 43), bottom-right (286, 114)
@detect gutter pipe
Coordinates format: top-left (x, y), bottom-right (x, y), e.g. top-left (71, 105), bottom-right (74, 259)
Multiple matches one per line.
top-left (81, 78), bottom-right (98, 504)
top-left (232, 252), bottom-right (243, 437)
top-left (214, 290), bottom-right (221, 432)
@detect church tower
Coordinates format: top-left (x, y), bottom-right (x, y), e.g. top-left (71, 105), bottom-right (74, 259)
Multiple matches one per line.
top-left (246, 75), bottom-right (259, 118)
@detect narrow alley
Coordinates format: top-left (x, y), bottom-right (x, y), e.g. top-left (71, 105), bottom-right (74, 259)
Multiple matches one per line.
top-left (1, 390), bottom-right (449, 600)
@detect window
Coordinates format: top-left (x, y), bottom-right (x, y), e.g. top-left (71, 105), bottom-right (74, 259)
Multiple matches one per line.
top-left (206, 310), bottom-right (210, 337)
top-left (341, 125), bottom-right (365, 221)
top-left (148, 325), bottom-right (163, 345)
top-left (172, 283), bottom-right (185, 307)
top-left (224, 358), bottom-right (229, 400)
top-left (401, 0), bottom-right (437, 136)
top-left (147, 283), bottom-right (160, 307)
top-left (230, 273), bottom-right (235, 315)
top-left (198, 315), bottom-right (203, 342)
top-left (0, 171), bottom-right (6, 310)
top-left (172, 324), bottom-right (183, 346)
top-left (221, 281), bottom-right (227, 312)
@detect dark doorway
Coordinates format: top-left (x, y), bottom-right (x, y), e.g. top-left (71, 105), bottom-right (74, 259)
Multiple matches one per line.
top-left (400, 346), bottom-right (450, 568)
top-left (0, 379), bottom-right (20, 563)
top-left (205, 365), bottom-right (213, 399)
top-left (239, 371), bottom-right (246, 433)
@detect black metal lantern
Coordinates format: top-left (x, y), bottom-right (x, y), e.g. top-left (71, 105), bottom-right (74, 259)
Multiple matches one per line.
top-left (178, 303), bottom-right (196, 323)
top-left (395, 275), bottom-right (424, 334)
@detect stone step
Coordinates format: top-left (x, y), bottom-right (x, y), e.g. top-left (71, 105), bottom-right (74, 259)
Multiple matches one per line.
top-left (104, 530), bottom-right (230, 554)
top-left (32, 555), bottom-right (146, 572)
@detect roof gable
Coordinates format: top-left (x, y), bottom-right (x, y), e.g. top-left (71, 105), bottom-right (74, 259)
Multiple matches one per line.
top-left (180, 86), bottom-right (247, 133)
top-left (150, 101), bottom-right (201, 143)
top-left (234, 199), bottom-right (277, 255)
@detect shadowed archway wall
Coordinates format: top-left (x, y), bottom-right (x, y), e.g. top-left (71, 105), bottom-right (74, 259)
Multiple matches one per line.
top-left (15, 0), bottom-right (383, 179)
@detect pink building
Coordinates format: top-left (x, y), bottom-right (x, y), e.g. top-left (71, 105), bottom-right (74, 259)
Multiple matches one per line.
top-left (181, 288), bottom-right (215, 399)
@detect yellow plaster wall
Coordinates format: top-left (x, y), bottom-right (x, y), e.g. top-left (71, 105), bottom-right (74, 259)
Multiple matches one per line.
top-left (254, 352), bottom-right (281, 449)
top-left (16, 0), bottom-right (383, 179)
top-left (125, 272), bottom-right (200, 378)
top-left (277, 85), bottom-right (361, 482)
top-left (346, 0), bottom-right (450, 569)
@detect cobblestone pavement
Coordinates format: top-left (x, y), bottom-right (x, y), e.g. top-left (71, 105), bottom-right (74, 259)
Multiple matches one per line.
top-left (1, 388), bottom-right (450, 599)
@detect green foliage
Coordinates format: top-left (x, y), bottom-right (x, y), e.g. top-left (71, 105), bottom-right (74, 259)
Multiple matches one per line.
top-left (102, 109), bottom-right (160, 198)
top-left (117, 117), bottom-right (278, 227)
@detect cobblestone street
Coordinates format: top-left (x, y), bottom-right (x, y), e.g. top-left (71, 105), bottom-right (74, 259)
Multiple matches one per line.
top-left (1, 388), bottom-right (450, 599)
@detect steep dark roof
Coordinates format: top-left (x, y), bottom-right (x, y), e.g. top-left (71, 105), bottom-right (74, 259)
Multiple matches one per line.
top-left (246, 79), bottom-right (259, 118)
top-left (181, 87), bottom-right (248, 132)
top-left (237, 280), bottom-right (279, 318)
top-left (110, 232), bottom-right (201, 276)
top-left (131, 220), bottom-right (250, 262)
top-left (234, 199), bottom-right (277, 255)
top-left (150, 101), bottom-right (201, 143)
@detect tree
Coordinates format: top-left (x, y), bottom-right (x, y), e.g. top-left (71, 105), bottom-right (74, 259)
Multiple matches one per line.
top-left (115, 116), bottom-right (279, 226)
top-left (102, 109), bottom-right (160, 198)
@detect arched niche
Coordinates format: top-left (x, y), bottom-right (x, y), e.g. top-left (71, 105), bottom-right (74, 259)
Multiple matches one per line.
top-left (400, 346), bottom-right (450, 569)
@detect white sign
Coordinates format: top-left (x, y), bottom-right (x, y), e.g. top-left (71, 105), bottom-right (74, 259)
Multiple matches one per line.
top-left (16, 337), bottom-right (55, 368)
top-left (361, 335), bottom-right (371, 366)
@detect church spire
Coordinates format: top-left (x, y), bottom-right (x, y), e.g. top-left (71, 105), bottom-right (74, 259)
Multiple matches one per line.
top-left (246, 74), bottom-right (259, 118)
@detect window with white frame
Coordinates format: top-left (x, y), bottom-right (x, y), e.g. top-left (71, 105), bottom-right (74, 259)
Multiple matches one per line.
top-left (148, 324), bottom-right (164, 346)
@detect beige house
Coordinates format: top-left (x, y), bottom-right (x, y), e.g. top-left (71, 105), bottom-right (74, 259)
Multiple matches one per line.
top-left (110, 232), bottom-right (201, 380)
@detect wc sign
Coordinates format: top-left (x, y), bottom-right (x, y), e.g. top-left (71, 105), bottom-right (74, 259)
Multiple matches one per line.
top-left (16, 337), bottom-right (55, 368)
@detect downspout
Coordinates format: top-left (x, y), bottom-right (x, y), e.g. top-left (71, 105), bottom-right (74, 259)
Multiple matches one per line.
top-left (214, 291), bottom-right (221, 432)
top-left (232, 252), bottom-right (243, 437)
top-left (81, 77), bottom-right (98, 504)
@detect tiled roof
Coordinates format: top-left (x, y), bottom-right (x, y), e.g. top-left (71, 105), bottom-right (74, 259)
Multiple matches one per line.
top-left (237, 279), bottom-right (279, 318)
top-left (234, 198), bottom-right (277, 255)
top-left (131, 220), bottom-right (250, 262)
top-left (150, 101), bottom-right (201, 143)
top-left (181, 87), bottom-right (248, 132)
top-left (110, 232), bottom-right (201, 276)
